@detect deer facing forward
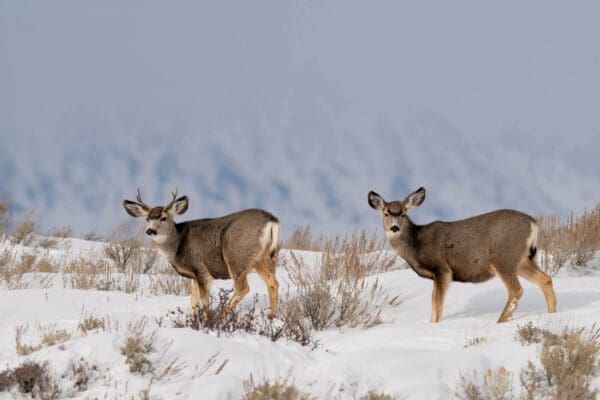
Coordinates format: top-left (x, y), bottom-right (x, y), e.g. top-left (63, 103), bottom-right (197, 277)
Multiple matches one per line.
top-left (368, 187), bottom-right (557, 323)
top-left (123, 189), bottom-right (281, 318)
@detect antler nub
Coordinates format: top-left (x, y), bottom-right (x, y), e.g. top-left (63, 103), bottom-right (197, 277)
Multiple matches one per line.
top-left (136, 187), bottom-right (144, 203)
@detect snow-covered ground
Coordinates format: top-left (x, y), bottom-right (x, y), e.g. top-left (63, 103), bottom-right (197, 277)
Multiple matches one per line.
top-left (1, 238), bottom-right (599, 399)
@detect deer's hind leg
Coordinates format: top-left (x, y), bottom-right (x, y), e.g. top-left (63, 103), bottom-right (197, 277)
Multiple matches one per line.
top-left (222, 255), bottom-right (250, 316)
top-left (254, 256), bottom-right (279, 319)
top-left (492, 263), bottom-right (524, 323)
top-left (517, 258), bottom-right (557, 314)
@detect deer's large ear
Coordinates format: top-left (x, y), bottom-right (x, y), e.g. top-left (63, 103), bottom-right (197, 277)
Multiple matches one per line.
top-left (404, 187), bottom-right (426, 209)
top-left (368, 191), bottom-right (386, 210)
top-left (166, 196), bottom-right (189, 216)
top-left (122, 200), bottom-right (150, 218)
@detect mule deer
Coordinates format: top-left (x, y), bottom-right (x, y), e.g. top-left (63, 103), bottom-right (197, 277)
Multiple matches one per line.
top-left (368, 187), bottom-right (557, 323)
top-left (123, 189), bottom-right (281, 318)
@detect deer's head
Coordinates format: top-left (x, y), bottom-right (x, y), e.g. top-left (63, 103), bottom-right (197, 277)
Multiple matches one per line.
top-left (368, 187), bottom-right (425, 238)
top-left (122, 188), bottom-right (188, 244)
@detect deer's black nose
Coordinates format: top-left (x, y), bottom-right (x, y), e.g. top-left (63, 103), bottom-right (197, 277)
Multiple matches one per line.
top-left (390, 226), bottom-right (400, 233)
top-left (146, 229), bottom-right (157, 236)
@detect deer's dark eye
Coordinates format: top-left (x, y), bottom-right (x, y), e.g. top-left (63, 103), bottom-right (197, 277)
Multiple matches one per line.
top-left (160, 217), bottom-right (167, 222)
top-left (145, 218), bottom-right (149, 222)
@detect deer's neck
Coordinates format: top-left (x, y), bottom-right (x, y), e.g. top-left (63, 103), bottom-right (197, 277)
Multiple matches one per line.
top-left (153, 228), bottom-right (181, 265)
top-left (389, 217), bottom-right (420, 268)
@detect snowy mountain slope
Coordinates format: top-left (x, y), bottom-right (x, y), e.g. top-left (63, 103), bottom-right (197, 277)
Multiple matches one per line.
top-left (1, 238), bottom-right (599, 399)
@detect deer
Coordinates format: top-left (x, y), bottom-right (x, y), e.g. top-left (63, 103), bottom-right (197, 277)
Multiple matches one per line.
top-left (368, 187), bottom-right (557, 323)
top-left (122, 189), bottom-right (281, 318)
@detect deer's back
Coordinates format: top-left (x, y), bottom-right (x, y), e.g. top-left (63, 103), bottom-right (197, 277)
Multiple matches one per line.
top-left (417, 209), bottom-right (536, 282)
top-left (176, 209), bottom-right (279, 279)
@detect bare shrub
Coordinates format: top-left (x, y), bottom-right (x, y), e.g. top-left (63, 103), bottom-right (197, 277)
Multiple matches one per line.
top-left (49, 226), bottom-right (73, 238)
top-left (282, 248), bottom-right (400, 331)
top-left (538, 204), bottom-right (600, 273)
top-left (514, 322), bottom-right (557, 346)
top-left (13, 360), bottom-right (59, 399)
top-left (121, 319), bottom-right (158, 374)
top-left (241, 374), bottom-right (315, 400)
top-left (454, 367), bottom-right (515, 400)
top-left (104, 222), bottom-right (142, 272)
top-left (0, 368), bottom-right (12, 392)
top-left (520, 325), bottom-right (600, 400)
top-left (10, 210), bottom-right (40, 246)
top-left (160, 289), bottom-right (315, 348)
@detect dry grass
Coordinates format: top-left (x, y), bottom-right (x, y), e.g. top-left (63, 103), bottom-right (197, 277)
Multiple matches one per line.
top-left (15, 323), bottom-right (72, 355)
top-left (359, 391), bottom-right (395, 400)
top-left (148, 270), bottom-right (190, 296)
top-left (284, 226), bottom-right (325, 251)
top-left (62, 257), bottom-right (116, 291)
top-left (120, 319), bottom-right (158, 374)
top-left (241, 375), bottom-right (315, 400)
top-left (10, 210), bottom-right (40, 246)
top-left (538, 203), bottom-right (600, 273)
top-left (161, 289), bottom-right (316, 348)
top-left (78, 311), bottom-right (107, 335)
top-left (455, 367), bottom-right (515, 400)
top-left (281, 233), bottom-right (400, 331)
top-left (104, 222), bottom-right (142, 272)
top-left (0, 252), bottom-right (42, 290)
top-left (456, 324), bottom-right (600, 400)
top-left (520, 325), bottom-right (600, 400)
top-left (464, 335), bottom-right (488, 349)
top-left (0, 360), bottom-right (60, 399)
top-left (0, 193), bottom-right (11, 238)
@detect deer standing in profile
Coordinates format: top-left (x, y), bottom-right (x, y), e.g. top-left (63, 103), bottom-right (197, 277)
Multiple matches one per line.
top-left (368, 187), bottom-right (557, 323)
top-left (123, 189), bottom-right (281, 318)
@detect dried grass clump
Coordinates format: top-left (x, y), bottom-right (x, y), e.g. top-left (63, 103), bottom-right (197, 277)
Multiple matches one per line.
top-left (281, 238), bottom-right (400, 331)
top-left (455, 367), bottom-right (515, 400)
top-left (514, 322), bottom-right (558, 346)
top-left (83, 230), bottom-right (102, 241)
top-left (284, 226), bottom-right (325, 251)
top-left (148, 270), bottom-right (190, 296)
top-left (61, 358), bottom-right (97, 394)
top-left (538, 203), bottom-right (600, 273)
top-left (120, 319), bottom-right (158, 374)
top-left (241, 375), bottom-right (315, 400)
top-left (464, 335), bottom-right (487, 349)
top-left (0, 252), bottom-right (38, 290)
top-left (10, 210), bottom-right (40, 246)
top-left (161, 289), bottom-right (315, 348)
top-left (0, 193), bottom-right (11, 238)
top-left (0, 361), bottom-right (59, 399)
top-left (78, 312), bottom-right (107, 335)
top-left (62, 257), bottom-right (115, 290)
top-left (520, 325), bottom-right (600, 400)
top-left (15, 324), bottom-right (72, 355)
top-left (359, 391), bottom-right (395, 400)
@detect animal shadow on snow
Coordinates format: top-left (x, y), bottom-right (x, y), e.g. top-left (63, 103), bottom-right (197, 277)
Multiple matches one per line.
top-left (446, 284), bottom-right (600, 321)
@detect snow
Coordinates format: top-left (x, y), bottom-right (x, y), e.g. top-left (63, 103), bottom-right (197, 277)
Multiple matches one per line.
top-left (1, 238), bottom-right (599, 399)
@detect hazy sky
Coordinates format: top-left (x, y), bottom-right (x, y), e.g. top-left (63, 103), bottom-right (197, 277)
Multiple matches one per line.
top-left (2, 1), bottom-right (600, 235)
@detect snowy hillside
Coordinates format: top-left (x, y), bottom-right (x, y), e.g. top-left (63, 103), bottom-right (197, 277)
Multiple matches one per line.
top-left (1, 237), bottom-right (599, 399)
